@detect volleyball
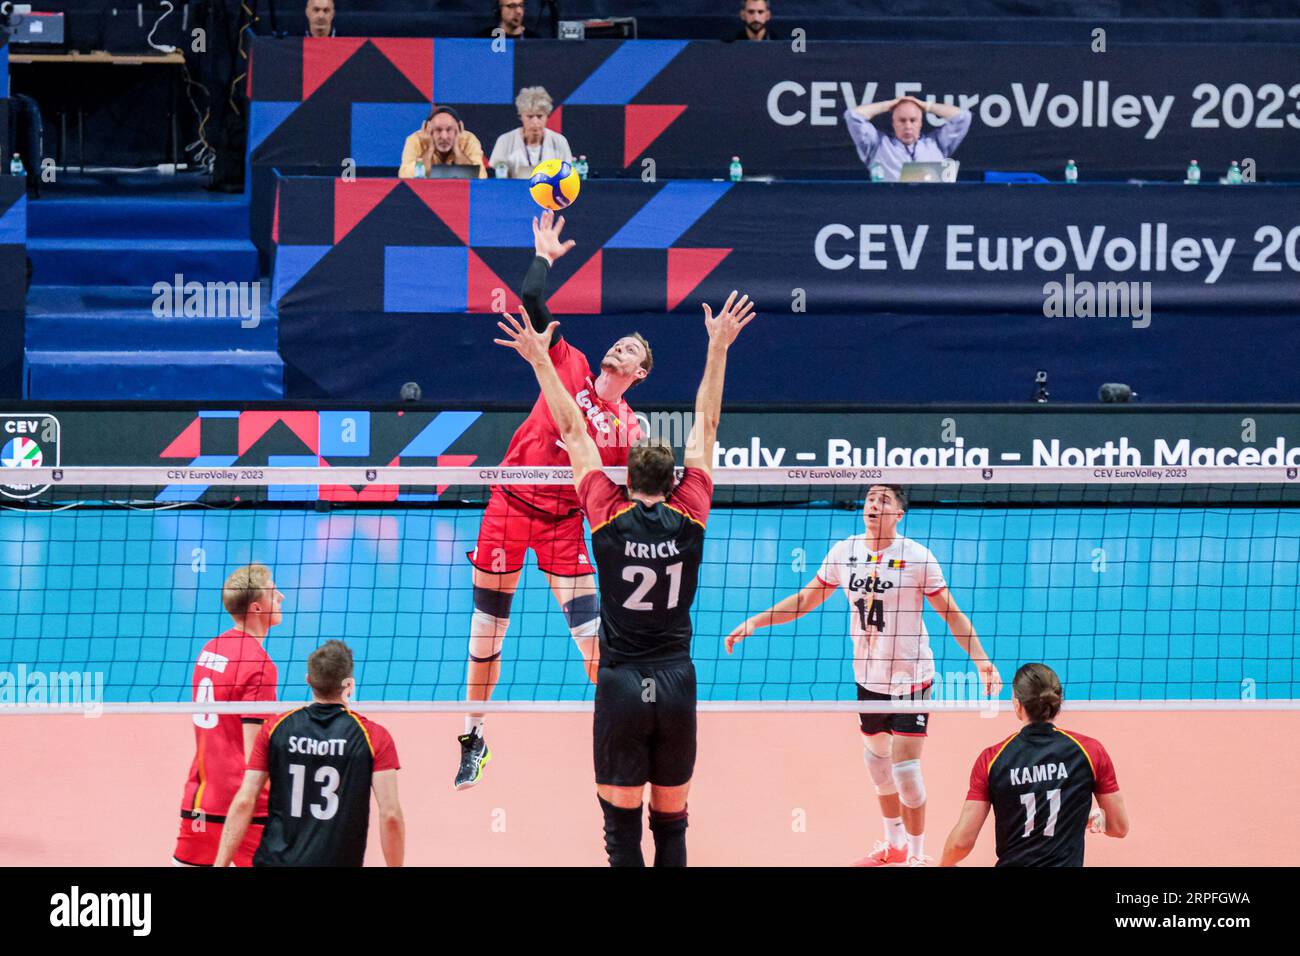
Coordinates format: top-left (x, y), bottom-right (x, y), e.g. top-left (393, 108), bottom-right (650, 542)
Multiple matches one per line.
top-left (528, 159), bottom-right (581, 211)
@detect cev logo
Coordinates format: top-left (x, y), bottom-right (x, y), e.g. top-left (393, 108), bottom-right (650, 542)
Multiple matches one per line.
top-left (3, 419), bottom-right (43, 434)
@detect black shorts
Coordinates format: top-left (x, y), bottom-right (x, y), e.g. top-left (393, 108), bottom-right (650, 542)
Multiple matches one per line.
top-left (857, 682), bottom-right (932, 737)
top-left (593, 659), bottom-right (697, 787)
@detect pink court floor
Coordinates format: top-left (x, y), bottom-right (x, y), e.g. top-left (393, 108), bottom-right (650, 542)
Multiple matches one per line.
top-left (1, 711), bottom-right (1295, 866)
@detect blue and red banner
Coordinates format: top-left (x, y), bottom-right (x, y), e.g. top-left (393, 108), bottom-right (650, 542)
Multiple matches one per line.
top-left (248, 36), bottom-right (1300, 182)
top-left (273, 177), bottom-right (1300, 316)
top-left (246, 33), bottom-right (1300, 266)
top-left (272, 177), bottom-right (1300, 404)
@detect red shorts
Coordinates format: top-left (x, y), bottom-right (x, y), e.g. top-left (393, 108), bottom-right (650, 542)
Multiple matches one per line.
top-left (173, 813), bottom-right (266, 867)
top-left (468, 489), bottom-right (593, 578)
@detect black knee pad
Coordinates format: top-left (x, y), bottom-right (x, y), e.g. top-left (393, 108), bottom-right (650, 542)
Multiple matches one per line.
top-left (649, 806), bottom-right (688, 867)
top-left (598, 796), bottom-right (644, 867)
top-left (561, 592), bottom-right (600, 630)
top-left (472, 584), bottom-right (515, 619)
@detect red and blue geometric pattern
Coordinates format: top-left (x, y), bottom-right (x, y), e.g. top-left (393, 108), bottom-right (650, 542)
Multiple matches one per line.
top-left (156, 409), bottom-right (481, 502)
top-left (271, 178), bottom-right (733, 315)
top-left (250, 38), bottom-right (691, 173)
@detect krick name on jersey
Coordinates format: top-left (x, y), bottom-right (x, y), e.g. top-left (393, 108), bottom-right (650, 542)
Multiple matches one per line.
top-left (1010, 762), bottom-right (1069, 786)
top-left (624, 540), bottom-right (681, 560)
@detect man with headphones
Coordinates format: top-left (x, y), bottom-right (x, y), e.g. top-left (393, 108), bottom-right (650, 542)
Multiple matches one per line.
top-left (479, 1), bottom-right (540, 39)
top-left (399, 106), bottom-right (488, 179)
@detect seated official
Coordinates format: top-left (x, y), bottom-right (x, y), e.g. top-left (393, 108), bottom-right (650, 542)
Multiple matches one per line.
top-left (479, 0), bottom-right (539, 39)
top-left (305, 0), bottom-right (336, 37)
top-left (845, 96), bottom-right (972, 182)
top-left (399, 107), bottom-right (487, 179)
top-left (727, 0), bottom-right (781, 42)
top-left (488, 87), bottom-right (574, 179)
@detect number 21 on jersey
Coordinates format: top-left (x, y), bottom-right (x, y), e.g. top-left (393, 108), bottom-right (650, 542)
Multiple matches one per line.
top-left (622, 562), bottom-right (683, 611)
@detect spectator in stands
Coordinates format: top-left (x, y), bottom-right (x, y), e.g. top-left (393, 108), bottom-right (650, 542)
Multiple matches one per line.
top-left (400, 107), bottom-right (488, 179)
top-left (480, 1), bottom-right (540, 39)
top-left (727, 0), bottom-right (780, 42)
top-left (305, 0), bottom-right (336, 37)
top-left (488, 87), bottom-right (574, 179)
top-left (844, 96), bottom-right (972, 182)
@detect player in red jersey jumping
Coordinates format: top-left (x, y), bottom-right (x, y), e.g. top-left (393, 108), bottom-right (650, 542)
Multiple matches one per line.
top-left (456, 210), bottom-right (649, 789)
top-left (173, 563), bottom-right (283, 866)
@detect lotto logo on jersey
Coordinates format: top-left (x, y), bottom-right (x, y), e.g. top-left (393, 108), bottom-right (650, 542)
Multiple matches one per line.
top-left (0, 414), bottom-right (61, 500)
top-left (574, 389), bottom-right (612, 434)
top-left (847, 573), bottom-right (894, 595)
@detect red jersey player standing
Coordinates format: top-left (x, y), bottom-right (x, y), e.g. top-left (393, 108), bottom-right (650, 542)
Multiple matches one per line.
top-left (173, 563), bottom-right (283, 866)
top-left (456, 210), bottom-right (649, 789)
top-left (941, 662), bottom-right (1130, 866)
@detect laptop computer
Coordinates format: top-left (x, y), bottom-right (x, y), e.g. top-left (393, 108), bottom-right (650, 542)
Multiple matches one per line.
top-left (899, 160), bottom-right (963, 183)
top-left (10, 11), bottom-right (66, 48)
top-left (422, 165), bottom-right (481, 180)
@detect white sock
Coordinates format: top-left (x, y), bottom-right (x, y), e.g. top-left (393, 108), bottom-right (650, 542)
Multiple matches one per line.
top-left (907, 832), bottom-right (925, 860)
top-left (884, 817), bottom-right (906, 849)
top-left (465, 715), bottom-right (484, 737)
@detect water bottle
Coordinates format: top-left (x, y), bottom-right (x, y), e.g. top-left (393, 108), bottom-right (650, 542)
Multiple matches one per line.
top-left (869, 161), bottom-right (885, 183)
top-left (1226, 161), bottom-right (1243, 185)
top-left (413, 158), bottom-right (426, 179)
top-left (494, 160), bottom-right (509, 179)
top-left (575, 155), bottom-right (589, 180)
top-left (1184, 160), bottom-right (1200, 185)
top-left (1064, 159), bottom-right (1078, 184)
top-left (9, 153), bottom-right (23, 177)
top-left (729, 156), bottom-right (743, 182)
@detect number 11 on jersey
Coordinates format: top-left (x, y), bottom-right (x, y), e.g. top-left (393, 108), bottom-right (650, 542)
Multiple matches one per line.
top-left (1019, 789), bottom-right (1062, 838)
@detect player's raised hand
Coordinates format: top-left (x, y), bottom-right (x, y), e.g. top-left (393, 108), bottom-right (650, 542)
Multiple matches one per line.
top-left (724, 617), bottom-right (757, 654)
top-left (494, 306), bottom-right (558, 367)
top-left (702, 290), bottom-right (757, 349)
top-left (532, 209), bottom-right (577, 264)
top-left (977, 658), bottom-right (1003, 698)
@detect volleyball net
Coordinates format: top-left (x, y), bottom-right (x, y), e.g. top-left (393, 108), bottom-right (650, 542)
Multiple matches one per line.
top-left (0, 465), bottom-right (1297, 714)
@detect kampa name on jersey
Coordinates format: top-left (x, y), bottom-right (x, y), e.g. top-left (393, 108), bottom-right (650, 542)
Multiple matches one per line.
top-left (624, 539), bottom-right (681, 560)
top-left (1009, 762), bottom-right (1069, 786)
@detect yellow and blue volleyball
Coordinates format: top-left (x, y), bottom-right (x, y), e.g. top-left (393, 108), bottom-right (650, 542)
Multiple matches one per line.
top-left (528, 159), bottom-right (581, 211)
